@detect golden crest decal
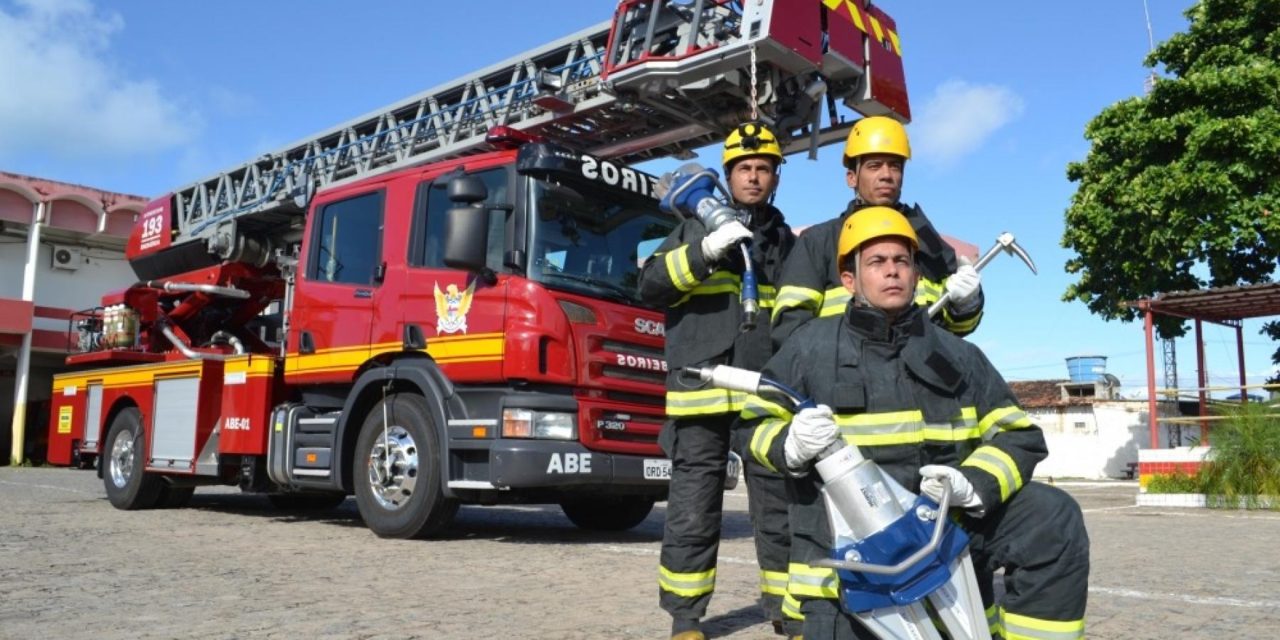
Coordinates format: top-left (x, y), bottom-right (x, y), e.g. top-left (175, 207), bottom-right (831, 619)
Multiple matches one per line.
top-left (434, 280), bottom-right (476, 334)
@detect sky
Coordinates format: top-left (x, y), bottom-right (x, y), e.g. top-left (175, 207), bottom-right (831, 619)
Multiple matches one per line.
top-left (0, 0), bottom-right (1275, 396)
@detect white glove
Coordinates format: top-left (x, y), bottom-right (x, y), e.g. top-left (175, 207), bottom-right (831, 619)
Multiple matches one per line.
top-left (919, 465), bottom-right (984, 513)
top-left (699, 220), bottom-right (752, 262)
top-left (784, 405), bottom-right (838, 470)
top-left (945, 256), bottom-right (981, 314)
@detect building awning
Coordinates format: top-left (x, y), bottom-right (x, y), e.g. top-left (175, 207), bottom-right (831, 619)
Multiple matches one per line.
top-left (1129, 282), bottom-right (1280, 324)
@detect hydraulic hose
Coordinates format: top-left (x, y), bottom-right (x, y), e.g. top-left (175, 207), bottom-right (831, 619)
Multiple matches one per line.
top-left (738, 243), bottom-right (758, 332)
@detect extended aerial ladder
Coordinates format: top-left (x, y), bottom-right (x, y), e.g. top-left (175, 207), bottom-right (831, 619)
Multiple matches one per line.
top-left (143, 0), bottom-right (909, 273)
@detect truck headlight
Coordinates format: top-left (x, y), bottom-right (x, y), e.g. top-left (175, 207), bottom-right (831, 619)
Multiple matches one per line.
top-left (501, 409), bottom-right (577, 440)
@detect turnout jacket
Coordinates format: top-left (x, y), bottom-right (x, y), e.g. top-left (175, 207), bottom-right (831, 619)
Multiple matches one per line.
top-left (639, 205), bottom-right (794, 417)
top-left (771, 200), bottom-right (983, 349)
top-left (741, 302), bottom-right (1045, 599)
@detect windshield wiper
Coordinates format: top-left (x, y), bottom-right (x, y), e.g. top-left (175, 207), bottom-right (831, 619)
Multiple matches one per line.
top-left (541, 272), bottom-right (637, 303)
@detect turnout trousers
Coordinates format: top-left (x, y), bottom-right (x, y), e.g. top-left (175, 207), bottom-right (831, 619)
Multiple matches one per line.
top-left (659, 413), bottom-right (734, 620)
top-left (740, 436), bottom-right (797, 634)
top-left (801, 482), bottom-right (1090, 639)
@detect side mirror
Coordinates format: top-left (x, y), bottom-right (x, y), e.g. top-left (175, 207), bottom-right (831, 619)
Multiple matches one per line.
top-left (443, 204), bottom-right (491, 277)
top-left (443, 175), bottom-right (494, 281)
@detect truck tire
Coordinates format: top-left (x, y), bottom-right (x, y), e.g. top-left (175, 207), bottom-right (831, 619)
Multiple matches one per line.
top-left (560, 497), bottom-right (655, 531)
top-left (102, 408), bottom-right (164, 510)
top-left (268, 492), bottom-right (347, 511)
top-left (353, 393), bottom-right (458, 538)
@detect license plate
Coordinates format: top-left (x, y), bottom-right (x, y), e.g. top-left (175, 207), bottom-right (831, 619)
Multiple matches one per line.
top-left (643, 458), bottom-right (671, 481)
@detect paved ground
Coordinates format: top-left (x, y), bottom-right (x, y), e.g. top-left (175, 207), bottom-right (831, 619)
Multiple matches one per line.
top-left (2, 467), bottom-right (1278, 639)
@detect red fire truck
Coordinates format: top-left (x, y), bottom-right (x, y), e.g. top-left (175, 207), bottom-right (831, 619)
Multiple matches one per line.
top-left (46, 0), bottom-right (908, 538)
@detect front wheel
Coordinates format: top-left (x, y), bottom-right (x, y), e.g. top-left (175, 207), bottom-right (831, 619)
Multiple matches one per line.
top-left (102, 408), bottom-right (164, 510)
top-left (353, 393), bottom-right (458, 538)
top-left (561, 496), bottom-right (655, 531)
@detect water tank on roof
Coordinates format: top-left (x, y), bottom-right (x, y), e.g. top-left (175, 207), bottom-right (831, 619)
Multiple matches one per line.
top-left (1066, 356), bottom-right (1107, 382)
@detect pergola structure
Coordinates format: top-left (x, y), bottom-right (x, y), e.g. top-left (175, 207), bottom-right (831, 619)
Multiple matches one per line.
top-left (1128, 282), bottom-right (1280, 448)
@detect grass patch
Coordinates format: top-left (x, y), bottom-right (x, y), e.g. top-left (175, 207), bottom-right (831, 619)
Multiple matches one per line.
top-left (1197, 402), bottom-right (1280, 509)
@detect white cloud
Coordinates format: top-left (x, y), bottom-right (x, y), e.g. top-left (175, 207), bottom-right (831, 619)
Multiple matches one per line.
top-left (910, 80), bottom-right (1024, 168)
top-left (0, 0), bottom-right (199, 160)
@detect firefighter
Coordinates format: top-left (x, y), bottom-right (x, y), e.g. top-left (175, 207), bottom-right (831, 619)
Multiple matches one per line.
top-left (639, 123), bottom-right (795, 640)
top-left (742, 206), bottom-right (1090, 639)
top-left (771, 115), bottom-right (984, 351)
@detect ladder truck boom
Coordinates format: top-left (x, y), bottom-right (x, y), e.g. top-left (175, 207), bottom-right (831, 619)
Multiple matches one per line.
top-left (134, 0), bottom-right (908, 278)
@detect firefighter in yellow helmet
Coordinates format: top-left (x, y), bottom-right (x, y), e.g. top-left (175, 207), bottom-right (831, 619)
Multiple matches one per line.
top-left (770, 116), bottom-right (985, 354)
top-left (741, 206), bottom-right (1090, 640)
top-left (639, 122), bottom-right (796, 640)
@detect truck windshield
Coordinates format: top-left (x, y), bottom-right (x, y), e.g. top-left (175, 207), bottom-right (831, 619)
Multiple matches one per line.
top-left (528, 178), bottom-right (676, 306)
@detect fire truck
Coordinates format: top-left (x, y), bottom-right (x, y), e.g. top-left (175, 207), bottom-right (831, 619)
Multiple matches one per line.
top-left (46, 0), bottom-right (909, 538)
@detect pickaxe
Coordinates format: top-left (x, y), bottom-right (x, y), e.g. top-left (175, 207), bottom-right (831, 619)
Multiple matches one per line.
top-left (927, 232), bottom-right (1036, 318)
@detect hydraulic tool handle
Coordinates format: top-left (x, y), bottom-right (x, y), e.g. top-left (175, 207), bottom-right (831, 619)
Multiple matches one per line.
top-left (739, 243), bottom-right (759, 333)
top-left (811, 476), bottom-right (954, 576)
top-left (666, 168), bottom-right (733, 213)
top-left (684, 364), bottom-right (814, 410)
top-left (927, 232), bottom-right (1037, 318)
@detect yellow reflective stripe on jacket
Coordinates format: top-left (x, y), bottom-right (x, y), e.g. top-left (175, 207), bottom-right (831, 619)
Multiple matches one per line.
top-left (781, 592), bottom-right (805, 620)
top-left (1001, 610), bottom-right (1085, 640)
top-left (759, 569), bottom-right (788, 596)
top-left (787, 562), bottom-right (838, 599)
top-left (943, 304), bottom-right (982, 334)
top-left (836, 410), bottom-right (926, 446)
top-left (818, 287), bottom-right (849, 317)
top-left (741, 395), bottom-right (790, 421)
top-left (663, 245), bottom-right (699, 292)
top-left (671, 272), bottom-right (776, 308)
top-left (962, 445), bottom-right (1023, 502)
top-left (915, 278), bottom-right (943, 306)
top-left (666, 388), bottom-right (748, 417)
top-left (978, 406), bottom-right (1034, 439)
top-left (772, 284), bottom-right (822, 321)
top-left (923, 407), bottom-right (979, 441)
top-left (658, 565), bottom-right (716, 598)
top-left (750, 417), bottom-right (789, 471)
top-left (987, 605), bottom-right (1002, 638)
top-left (757, 284), bottom-right (778, 308)
top-left (672, 270), bottom-right (736, 306)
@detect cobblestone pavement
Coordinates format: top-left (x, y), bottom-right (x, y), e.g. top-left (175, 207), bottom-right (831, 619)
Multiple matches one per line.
top-left (2, 467), bottom-right (1277, 639)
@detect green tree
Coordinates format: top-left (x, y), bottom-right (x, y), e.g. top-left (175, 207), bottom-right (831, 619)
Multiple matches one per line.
top-left (1062, 0), bottom-right (1280, 339)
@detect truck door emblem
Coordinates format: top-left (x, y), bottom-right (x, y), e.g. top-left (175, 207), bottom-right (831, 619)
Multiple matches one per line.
top-left (434, 280), bottom-right (476, 334)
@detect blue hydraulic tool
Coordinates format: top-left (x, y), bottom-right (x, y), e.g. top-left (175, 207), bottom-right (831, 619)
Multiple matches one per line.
top-left (684, 364), bottom-right (993, 640)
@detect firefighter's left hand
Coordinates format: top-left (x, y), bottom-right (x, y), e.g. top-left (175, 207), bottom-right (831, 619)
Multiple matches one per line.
top-left (919, 465), bottom-right (984, 513)
top-left (945, 257), bottom-right (981, 314)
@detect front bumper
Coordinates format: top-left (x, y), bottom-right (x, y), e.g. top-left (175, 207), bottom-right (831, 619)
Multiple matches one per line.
top-left (489, 439), bottom-right (739, 491)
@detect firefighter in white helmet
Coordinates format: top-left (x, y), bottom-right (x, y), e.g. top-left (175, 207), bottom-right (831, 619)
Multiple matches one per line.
top-left (771, 116), bottom-right (984, 352)
top-left (639, 122), bottom-right (795, 640)
top-left (741, 206), bottom-right (1089, 639)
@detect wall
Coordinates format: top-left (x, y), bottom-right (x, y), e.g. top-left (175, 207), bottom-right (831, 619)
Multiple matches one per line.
top-left (1028, 400), bottom-right (1182, 480)
top-left (0, 241), bottom-right (135, 311)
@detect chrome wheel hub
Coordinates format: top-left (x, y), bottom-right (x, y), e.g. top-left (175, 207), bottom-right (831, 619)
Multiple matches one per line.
top-left (109, 431), bottom-right (134, 488)
top-left (366, 425), bottom-right (419, 510)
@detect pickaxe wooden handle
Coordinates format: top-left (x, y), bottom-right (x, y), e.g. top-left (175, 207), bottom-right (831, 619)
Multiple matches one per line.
top-left (927, 232), bottom-right (1036, 317)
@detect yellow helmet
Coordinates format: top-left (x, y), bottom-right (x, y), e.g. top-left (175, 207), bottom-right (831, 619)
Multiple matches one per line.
top-left (843, 116), bottom-right (911, 168)
top-left (836, 206), bottom-right (918, 267)
top-left (722, 122), bottom-right (783, 170)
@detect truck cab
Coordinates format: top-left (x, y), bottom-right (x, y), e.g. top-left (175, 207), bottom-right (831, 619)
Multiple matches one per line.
top-left (275, 139), bottom-right (683, 535)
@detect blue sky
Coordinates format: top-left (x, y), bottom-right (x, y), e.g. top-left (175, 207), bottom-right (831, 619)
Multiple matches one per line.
top-left (1, 0), bottom-right (1274, 395)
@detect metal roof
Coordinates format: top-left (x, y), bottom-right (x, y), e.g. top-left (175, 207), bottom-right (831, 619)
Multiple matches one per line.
top-left (1129, 282), bottom-right (1280, 323)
